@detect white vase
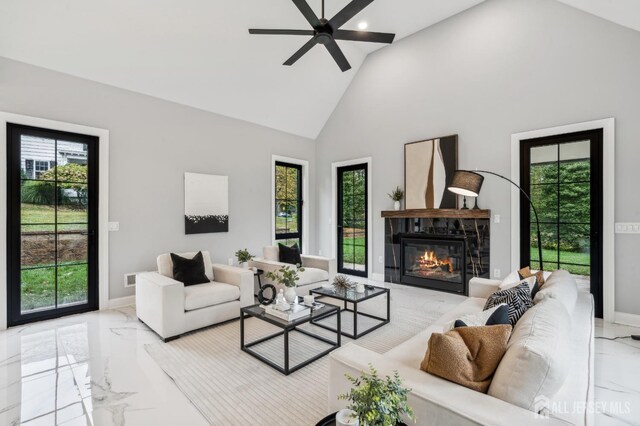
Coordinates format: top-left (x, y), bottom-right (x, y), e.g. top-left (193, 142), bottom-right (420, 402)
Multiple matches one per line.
top-left (394, 200), bottom-right (400, 210)
top-left (239, 262), bottom-right (249, 269)
top-left (284, 287), bottom-right (297, 304)
top-left (336, 409), bottom-right (359, 426)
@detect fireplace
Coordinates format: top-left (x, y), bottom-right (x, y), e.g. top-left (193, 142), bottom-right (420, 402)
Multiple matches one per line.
top-left (399, 234), bottom-right (467, 294)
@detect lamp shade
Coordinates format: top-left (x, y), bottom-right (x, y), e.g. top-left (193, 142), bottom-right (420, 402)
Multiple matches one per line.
top-left (448, 171), bottom-right (484, 197)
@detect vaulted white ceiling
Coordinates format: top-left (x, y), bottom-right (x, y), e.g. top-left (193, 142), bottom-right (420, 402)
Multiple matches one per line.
top-left (1, 1), bottom-right (638, 139)
top-left (0, 0), bottom-right (484, 138)
top-left (557, 0), bottom-right (640, 33)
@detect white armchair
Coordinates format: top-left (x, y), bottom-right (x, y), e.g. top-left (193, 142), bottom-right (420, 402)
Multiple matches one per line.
top-left (136, 251), bottom-right (254, 341)
top-left (249, 246), bottom-right (336, 296)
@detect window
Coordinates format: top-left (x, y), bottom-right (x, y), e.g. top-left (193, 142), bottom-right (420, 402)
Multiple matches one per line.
top-left (35, 160), bottom-right (51, 179)
top-left (24, 159), bottom-right (34, 179)
top-left (274, 161), bottom-right (302, 249)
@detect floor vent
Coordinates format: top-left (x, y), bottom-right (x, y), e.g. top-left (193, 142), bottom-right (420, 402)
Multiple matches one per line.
top-left (124, 273), bottom-right (137, 288)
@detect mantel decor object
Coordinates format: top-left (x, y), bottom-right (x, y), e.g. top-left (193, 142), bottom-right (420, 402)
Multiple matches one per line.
top-left (388, 186), bottom-right (404, 211)
top-left (404, 135), bottom-right (458, 209)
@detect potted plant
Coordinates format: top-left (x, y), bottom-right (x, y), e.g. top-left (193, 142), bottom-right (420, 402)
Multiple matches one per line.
top-left (235, 248), bottom-right (254, 269)
top-left (338, 364), bottom-right (415, 426)
top-left (265, 264), bottom-right (305, 304)
top-left (388, 186), bottom-right (404, 211)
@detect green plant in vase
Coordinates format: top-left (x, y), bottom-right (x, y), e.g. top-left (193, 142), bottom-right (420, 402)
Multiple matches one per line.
top-left (235, 248), bottom-right (254, 268)
top-left (388, 186), bottom-right (404, 211)
top-left (265, 264), bottom-right (305, 304)
top-left (339, 364), bottom-right (415, 426)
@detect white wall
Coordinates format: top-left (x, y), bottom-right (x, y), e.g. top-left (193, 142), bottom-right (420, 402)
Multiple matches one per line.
top-left (315, 0), bottom-right (640, 315)
top-left (0, 56), bottom-right (316, 301)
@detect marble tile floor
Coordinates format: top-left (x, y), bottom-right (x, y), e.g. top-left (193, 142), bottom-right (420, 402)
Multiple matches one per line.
top-left (0, 305), bottom-right (638, 425)
top-left (0, 306), bottom-right (207, 426)
top-left (594, 319), bottom-right (640, 425)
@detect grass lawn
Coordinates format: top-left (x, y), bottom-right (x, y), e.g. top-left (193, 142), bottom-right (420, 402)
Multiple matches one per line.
top-left (21, 203), bottom-right (86, 230)
top-left (343, 236), bottom-right (366, 265)
top-left (531, 247), bottom-right (590, 276)
top-left (275, 214), bottom-right (298, 234)
top-left (19, 203), bottom-right (89, 311)
top-left (21, 263), bottom-right (88, 312)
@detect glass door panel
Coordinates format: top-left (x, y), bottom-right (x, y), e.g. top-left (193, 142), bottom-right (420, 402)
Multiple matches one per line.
top-left (337, 164), bottom-right (368, 277)
top-left (274, 162), bottom-right (302, 249)
top-left (7, 124), bottom-right (98, 325)
top-left (520, 129), bottom-right (603, 317)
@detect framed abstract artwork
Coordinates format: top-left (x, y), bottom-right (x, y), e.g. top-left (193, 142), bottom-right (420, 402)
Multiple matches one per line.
top-left (184, 172), bottom-right (229, 234)
top-left (404, 135), bottom-right (458, 209)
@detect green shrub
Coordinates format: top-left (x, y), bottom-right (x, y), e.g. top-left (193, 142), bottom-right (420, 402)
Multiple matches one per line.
top-left (21, 181), bottom-right (70, 205)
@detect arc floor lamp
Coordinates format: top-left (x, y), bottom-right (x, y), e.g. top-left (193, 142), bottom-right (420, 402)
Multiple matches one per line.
top-left (447, 170), bottom-right (544, 271)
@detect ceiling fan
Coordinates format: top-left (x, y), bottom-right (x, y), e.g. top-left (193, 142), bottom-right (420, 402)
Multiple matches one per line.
top-left (249, 0), bottom-right (395, 72)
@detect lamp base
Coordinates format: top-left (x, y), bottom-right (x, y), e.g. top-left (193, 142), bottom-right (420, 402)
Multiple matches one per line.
top-left (472, 197), bottom-right (480, 210)
top-left (461, 196), bottom-right (469, 210)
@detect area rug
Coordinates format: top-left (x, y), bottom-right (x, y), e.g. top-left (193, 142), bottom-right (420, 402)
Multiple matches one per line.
top-left (145, 283), bottom-right (461, 426)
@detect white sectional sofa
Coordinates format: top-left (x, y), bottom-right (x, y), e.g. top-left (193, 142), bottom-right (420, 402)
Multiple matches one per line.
top-left (249, 246), bottom-right (336, 296)
top-left (136, 251), bottom-right (254, 341)
top-left (328, 270), bottom-right (594, 425)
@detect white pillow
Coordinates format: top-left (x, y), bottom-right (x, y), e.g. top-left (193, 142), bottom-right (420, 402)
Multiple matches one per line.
top-left (488, 298), bottom-right (570, 411)
top-left (442, 303), bottom-right (507, 332)
top-left (533, 270), bottom-right (578, 313)
top-left (499, 276), bottom-right (537, 293)
top-left (502, 269), bottom-right (552, 286)
top-left (263, 246), bottom-right (279, 262)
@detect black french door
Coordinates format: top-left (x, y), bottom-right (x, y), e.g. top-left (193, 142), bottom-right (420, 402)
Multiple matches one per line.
top-left (520, 129), bottom-right (603, 317)
top-left (7, 124), bottom-right (99, 326)
top-left (337, 163), bottom-right (368, 277)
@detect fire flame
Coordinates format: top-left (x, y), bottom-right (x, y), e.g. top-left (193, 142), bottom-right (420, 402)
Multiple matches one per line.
top-left (418, 250), bottom-right (454, 273)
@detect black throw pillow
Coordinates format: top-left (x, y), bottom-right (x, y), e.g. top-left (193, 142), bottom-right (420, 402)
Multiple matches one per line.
top-left (530, 280), bottom-right (542, 300)
top-left (485, 304), bottom-right (510, 326)
top-left (454, 320), bottom-right (468, 328)
top-left (171, 251), bottom-right (210, 286)
top-left (278, 243), bottom-right (302, 265)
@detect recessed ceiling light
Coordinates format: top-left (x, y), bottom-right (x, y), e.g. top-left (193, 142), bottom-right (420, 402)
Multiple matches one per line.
top-left (358, 21), bottom-right (368, 30)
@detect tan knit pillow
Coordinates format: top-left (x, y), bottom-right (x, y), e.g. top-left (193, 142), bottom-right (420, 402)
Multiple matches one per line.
top-left (518, 266), bottom-right (545, 286)
top-left (420, 325), bottom-right (512, 393)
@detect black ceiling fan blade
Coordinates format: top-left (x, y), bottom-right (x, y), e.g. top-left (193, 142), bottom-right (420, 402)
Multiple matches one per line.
top-left (284, 37), bottom-right (318, 66)
top-left (292, 0), bottom-right (322, 28)
top-left (325, 39), bottom-right (351, 72)
top-left (333, 30), bottom-right (395, 44)
top-left (329, 0), bottom-right (375, 29)
top-left (249, 29), bottom-right (315, 36)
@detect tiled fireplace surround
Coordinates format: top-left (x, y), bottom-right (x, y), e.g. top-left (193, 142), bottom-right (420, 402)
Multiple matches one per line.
top-left (383, 209), bottom-right (491, 296)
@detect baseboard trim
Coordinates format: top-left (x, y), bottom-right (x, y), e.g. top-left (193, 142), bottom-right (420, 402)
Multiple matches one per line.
top-left (371, 273), bottom-right (385, 283)
top-left (614, 311), bottom-right (640, 328)
top-left (107, 295), bottom-right (135, 309)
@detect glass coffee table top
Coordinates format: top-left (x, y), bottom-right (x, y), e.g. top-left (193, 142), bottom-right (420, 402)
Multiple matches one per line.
top-left (242, 303), bottom-right (338, 329)
top-left (310, 285), bottom-right (388, 302)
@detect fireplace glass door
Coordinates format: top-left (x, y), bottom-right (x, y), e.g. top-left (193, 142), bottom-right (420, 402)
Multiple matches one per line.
top-left (400, 236), bottom-right (466, 294)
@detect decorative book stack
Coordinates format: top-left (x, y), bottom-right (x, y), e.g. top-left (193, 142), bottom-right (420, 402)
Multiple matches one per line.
top-left (264, 304), bottom-right (311, 321)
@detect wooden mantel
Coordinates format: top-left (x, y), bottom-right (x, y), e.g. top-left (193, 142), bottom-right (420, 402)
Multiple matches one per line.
top-left (381, 209), bottom-right (491, 219)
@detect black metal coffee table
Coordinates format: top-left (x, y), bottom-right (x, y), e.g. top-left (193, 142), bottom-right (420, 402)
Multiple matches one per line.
top-left (240, 303), bottom-right (341, 375)
top-left (309, 285), bottom-right (390, 339)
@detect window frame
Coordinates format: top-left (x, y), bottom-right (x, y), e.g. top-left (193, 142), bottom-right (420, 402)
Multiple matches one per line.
top-left (274, 161), bottom-right (303, 249)
top-left (271, 155), bottom-right (309, 254)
